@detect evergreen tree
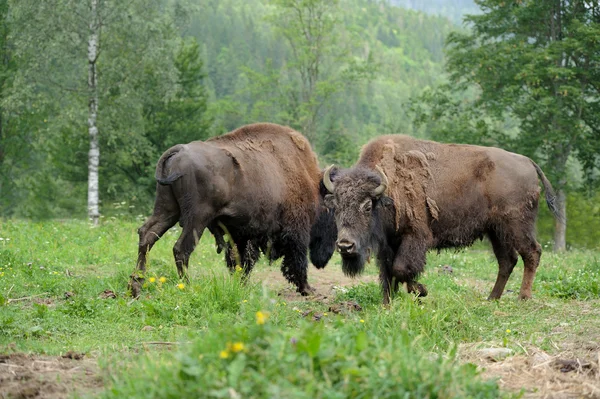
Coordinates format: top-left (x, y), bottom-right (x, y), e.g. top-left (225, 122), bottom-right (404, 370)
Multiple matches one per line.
top-left (416, 0), bottom-right (600, 251)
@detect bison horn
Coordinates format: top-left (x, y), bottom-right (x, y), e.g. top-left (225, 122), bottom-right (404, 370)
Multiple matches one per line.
top-left (372, 165), bottom-right (388, 197)
top-left (323, 164), bottom-right (335, 193)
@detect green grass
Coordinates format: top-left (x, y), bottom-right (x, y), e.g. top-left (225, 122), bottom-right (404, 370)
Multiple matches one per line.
top-left (1, 218), bottom-right (599, 398)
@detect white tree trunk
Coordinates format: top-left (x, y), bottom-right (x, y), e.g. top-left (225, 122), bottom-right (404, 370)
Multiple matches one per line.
top-left (553, 188), bottom-right (567, 251)
top-left (87, 0), bottom-right (100, 225)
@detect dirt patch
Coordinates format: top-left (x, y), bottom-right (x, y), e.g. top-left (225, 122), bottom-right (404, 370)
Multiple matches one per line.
top-left (0, 353), bottom-right (102, 399)
top-left (252, 264), bottom-right (378, 302)
top-left (460, 344), bottom-right (600, 398)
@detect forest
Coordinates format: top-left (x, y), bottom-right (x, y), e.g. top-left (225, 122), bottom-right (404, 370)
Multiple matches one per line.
top-left (0, 0), bottom-right (599, 249)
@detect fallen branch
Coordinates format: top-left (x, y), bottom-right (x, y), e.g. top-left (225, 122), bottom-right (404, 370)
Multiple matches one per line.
top-left (7, 293), bottom-right (49, 303)
top-left (140, 341), bottom-right (189, 346)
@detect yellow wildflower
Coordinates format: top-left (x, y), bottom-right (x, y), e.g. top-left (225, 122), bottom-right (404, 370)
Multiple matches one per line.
top-left (177, 283), bottom-right (185, 290)
top-left (159, 276), bottom-right (167, 283)
top-left (219, 350), bottom-right (229, 359)
top-left (506, 329), bottom-right (511, 333)
top-left (235, 265), bottom-right (243, 273)
top-left (148, 277), bottom-right (156, 283)
top-left (360, 319), bottom-right (365, 323)
top-left (256, 311), bottom-right (269, 325)
top-left (230, 342), bottom-right (245, 353)
top-left (243, 300), bottom-right (248, 303)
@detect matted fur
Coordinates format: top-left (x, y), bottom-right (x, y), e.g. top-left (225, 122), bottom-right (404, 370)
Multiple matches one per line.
top-left (321, 135), bottom-right (561, 304)
top-left (130, 123), bottom-right (336, 298)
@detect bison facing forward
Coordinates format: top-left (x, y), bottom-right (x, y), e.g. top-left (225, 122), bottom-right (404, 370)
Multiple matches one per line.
top-left (129, 123), bottom-right (335, 298)
top-left (321, 135), bottom-right (561, 305)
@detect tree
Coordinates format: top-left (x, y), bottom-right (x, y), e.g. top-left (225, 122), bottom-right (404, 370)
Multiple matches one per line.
top-left (416, 0), bottom-right (600, 251)
top-left (264, 0), bottom-right (374, 140)
top-left (7, 0), bottom-right (181, 221)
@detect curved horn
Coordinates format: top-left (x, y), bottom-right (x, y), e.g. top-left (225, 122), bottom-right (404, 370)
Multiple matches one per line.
top-left (372, 165), bottom-right (388, 197)
top-left (323, 164), bottom-right (335, 193)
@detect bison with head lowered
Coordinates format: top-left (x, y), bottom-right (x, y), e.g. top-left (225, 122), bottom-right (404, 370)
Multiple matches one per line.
top-left (321, 135), bottom-right (562, 305)
top-left (129, 123), bottom-right (336, 298)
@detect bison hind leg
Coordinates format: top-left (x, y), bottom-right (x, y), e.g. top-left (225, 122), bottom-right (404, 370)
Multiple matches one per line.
top-left (130, 214), bottom-right (178, 297)
top-left (516, 238), bottom-right (542, 300)
top-left (488, 230), bottom-right (519, 300)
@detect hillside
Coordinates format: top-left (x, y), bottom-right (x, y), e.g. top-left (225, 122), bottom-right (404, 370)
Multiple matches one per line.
top-left (390, 0), bottom-right (478, 24)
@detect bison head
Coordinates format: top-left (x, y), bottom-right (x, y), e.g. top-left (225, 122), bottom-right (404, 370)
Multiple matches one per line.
top-left (322, 165), bottom-right (390, 277)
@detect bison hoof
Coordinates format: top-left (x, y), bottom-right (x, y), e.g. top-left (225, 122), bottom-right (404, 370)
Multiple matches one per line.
top-left (408, 283), bottom-right (428, 297)
top-left (298, 285), bottom-right (316, 296)
top-left (128, 278), bottom-right (144, 299)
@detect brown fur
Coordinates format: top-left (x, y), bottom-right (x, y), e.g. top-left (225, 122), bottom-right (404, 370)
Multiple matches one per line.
top-left (130, 123), bottom-right (329, 298)
top-left (323, 135), bottom-right (561, 304)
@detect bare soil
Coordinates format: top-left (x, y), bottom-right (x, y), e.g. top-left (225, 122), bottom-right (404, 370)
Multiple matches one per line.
top-left (460, 344), bottom-right (600, 398)
top-left (252, 263), bottom-right (378, 302)
top-left (0, 353), bottom-right (102, 399)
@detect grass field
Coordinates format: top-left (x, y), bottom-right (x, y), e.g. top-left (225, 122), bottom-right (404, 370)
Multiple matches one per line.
top-left (0, 218), bottom-right (599, 398)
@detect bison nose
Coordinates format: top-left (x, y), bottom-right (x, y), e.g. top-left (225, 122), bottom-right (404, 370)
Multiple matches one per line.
top-left (336, 239), bottom-right (356, 255)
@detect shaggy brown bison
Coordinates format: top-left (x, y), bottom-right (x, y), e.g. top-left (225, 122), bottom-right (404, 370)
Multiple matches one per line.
top-left (129, 123), bottom-right (335, 298)
top-left (321, 135), bottom-right (562, 305)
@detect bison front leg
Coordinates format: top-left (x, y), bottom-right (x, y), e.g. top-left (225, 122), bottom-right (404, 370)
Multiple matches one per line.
top-left (279, 241), bottom-right (314, 296)
top-left (379, 268), bottom-right (393, 306)
top-left (392, 234), bottom-right (429, 298)
top-left (130, 214), bottom-right (178, 298)
top-left (225, 239), bottom-right (260, 282)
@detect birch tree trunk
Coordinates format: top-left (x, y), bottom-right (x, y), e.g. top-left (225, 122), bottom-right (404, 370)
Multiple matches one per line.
top-left (87, 0), bottom-right (100, 225)
top-left (553, 188), bottom-right (567, 251)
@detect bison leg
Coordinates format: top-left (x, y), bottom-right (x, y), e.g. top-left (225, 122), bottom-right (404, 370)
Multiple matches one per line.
top-left (173, 221), bottom-right (207, 281)
top-left (516, 239), bottom-right (542, 300)
top-left (488, 231), bottom-right (519, 300)
top-left (279, 241), bottom-right (314, 296)
top-left (391, 234), bottom-right (428, 297)
top-left (129, 214), bottom-right (178, 298)
top-left (226, 239), bottom-right (260, 281)
top-left (379, 268), bottom-right (394, 306)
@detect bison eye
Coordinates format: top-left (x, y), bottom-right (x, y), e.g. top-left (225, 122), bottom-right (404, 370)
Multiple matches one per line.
top-left (361, 199), bottom-right (372, 213)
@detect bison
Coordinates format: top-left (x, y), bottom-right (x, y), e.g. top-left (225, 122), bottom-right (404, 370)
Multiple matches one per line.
top-left (129, 123), bottom-right (335, 298)
top-left (320, 135), bottom-right (562, 305)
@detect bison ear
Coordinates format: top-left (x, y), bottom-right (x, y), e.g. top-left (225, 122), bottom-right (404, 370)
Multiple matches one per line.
top-left (323, 194), bottom-right (335, 209)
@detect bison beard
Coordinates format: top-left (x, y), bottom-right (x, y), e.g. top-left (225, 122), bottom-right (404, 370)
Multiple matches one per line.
top-left (129, 123), bottom-right (336, 298)
top-left (319, 135), bottom-right (562, 305)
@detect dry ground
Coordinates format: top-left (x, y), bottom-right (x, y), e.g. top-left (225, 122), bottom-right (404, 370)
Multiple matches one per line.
top-left (0, 353), bottom-right (101, 399)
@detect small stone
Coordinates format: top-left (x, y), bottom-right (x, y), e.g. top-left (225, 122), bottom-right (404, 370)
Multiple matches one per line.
top-left (141, 326), bottom-right (154, 331)
top-left (64, 291), bottom-right (74, 299)
top-left (99, 290), bottom-right (117, 299)
top-left (532, 351), bottom-right (552, 366)
top-left (62, 350), bottom-right (85, 360)
top-left (438, 265), bottom-right (453, 274)
top-left (478, 347), bottom-right (513, 361)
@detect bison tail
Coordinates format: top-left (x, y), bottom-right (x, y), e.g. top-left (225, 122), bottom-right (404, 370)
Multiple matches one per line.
top-left (155, 144), bottom-right (185, 186)
top-left (531, 160), bottom-right (564, 223)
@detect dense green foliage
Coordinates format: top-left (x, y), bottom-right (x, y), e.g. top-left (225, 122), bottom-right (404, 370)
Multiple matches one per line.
top-left (0, 0), bottom-right (598, 247)
top-left (0, 0), bottom-right (456, 218)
